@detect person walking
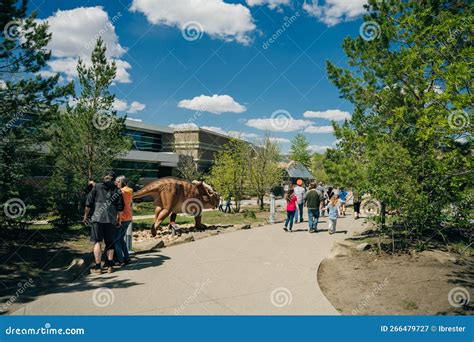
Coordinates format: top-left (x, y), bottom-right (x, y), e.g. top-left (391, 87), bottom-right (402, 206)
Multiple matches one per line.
top-left (352, 190), bottom-right (362, 219)
top-left (324, 194), bottom-right (340, 234)
top-left (339, 187), bottom-right (348, 216)
top-left (305, 182), bottom-right (323, 233)
top-left (224, 196), bottom-right (232, 213)
top-left (294, 179), bottom-right (306, 223)
top-left (84, 171), bottom-right (124, 274)
top-left (284, 187), bottom-right (297, 232)
top-left (323, 187), bottom-right (334, 216)
top-left (316, 182), bottom-right (326, 216)
top-left (114, 175), bottom-right (132, 266)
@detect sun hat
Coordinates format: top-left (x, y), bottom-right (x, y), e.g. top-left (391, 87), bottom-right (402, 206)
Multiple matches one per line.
top-left (296, 179), bottom-right (303, 186)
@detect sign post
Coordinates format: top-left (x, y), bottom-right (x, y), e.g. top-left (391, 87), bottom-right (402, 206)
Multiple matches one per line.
top-left (269, 193), bottom-right (275, 224)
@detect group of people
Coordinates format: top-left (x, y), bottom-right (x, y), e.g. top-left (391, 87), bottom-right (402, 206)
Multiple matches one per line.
top-left (83, 171), bottom-right (133, 274)
top-left (284, 179), bottom-right (361, 234)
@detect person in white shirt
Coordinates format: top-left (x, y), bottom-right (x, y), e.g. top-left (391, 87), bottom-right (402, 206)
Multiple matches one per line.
top-left (293, 179), bottom-right (306, 223)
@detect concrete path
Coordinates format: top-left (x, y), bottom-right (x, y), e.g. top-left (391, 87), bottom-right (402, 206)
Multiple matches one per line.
top-left (12, 214), bottom-right (364, 315)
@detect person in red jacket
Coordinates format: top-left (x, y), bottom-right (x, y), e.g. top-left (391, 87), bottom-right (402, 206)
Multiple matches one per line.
top-left (284, 187), bottom-right (297, 232)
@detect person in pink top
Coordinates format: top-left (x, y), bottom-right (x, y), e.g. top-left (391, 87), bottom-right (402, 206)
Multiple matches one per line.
top-left (284, 187), bottom-right (297, 232)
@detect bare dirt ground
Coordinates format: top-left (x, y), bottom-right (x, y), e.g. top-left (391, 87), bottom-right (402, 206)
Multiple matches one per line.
top-left (318, 247), bottom-right (474, 315)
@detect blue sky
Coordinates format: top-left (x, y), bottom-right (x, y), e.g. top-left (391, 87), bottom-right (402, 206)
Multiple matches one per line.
top-left (29, 0), bottom-right (370, 153)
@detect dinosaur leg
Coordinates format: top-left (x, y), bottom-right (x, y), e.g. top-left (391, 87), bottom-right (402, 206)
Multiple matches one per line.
top-left (151, 206), bottom-right (162, 237)
top-left (169, 213), bottom-right (181, 236)
top-left (194, 215), bottom-right (206, 231)
top-left (153, 208), bottom-right (171, 235)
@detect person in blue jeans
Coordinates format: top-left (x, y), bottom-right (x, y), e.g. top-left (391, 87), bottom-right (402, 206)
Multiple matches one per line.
top-left (294, 179), bottom-right (306, 223)
top-left (284, 188), bottom-right (297, 232)
top-left (304, 182), bottom-right (323, 232)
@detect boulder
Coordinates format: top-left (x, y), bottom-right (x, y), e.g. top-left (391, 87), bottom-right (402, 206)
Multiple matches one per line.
top-left (236, 224), bottom-right (251, 230)
top-left (356, 242), bottom-right (370, 251)
top-left (419, 250), bottom-right (457, 264)
top-left (328, 245), bottom-right (350, 259)
top-left (134, 239), bottom-right (165, 253)
top-left (165, 235), bottom-right (195, 247)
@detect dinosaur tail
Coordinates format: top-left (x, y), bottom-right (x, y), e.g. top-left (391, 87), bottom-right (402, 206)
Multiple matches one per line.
top-left (132, 186), bottom-right (152, 200)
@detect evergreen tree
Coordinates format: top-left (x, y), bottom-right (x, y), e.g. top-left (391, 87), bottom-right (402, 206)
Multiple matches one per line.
top-left (50, 38), bottom-right (131, 227)
top-left (289, 133), bottom-right (311, 167)
top-left (325, 0), bottom-right (472, 248)
top-left (0, 0), bottom-right (73, 226)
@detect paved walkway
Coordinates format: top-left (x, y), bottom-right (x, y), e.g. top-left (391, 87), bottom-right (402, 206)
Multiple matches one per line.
top-left (12, 214), bottom-right (364, 315)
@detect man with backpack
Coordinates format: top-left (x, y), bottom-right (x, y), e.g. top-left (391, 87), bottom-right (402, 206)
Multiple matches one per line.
top-left (304, 182), bottom-right (324, 233)
top-left (83, 171), bottom-right (124, 274)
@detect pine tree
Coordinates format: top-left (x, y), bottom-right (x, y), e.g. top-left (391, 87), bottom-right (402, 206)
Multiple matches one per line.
top-left (289, 133), bottom-right (311, 167)
top-left (0, 0), bottom-right (73, 226)
top-left (50, 38), bottom-right (131, 227)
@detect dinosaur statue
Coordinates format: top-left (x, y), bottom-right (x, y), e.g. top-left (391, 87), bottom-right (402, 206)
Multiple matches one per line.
top-left (133, 177), bottom-right (219, 237)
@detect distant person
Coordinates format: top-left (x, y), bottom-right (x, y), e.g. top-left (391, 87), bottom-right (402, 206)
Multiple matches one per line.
top-left (324, 195), bottom-right (340, 234)
top-left (352, 190), bottom-right (362, 219)
top-left (339, 187), bottom-right (348, 216)
top-left (284, 187), bottom-right (297, 232)
top-left (304, 182), bottom-right (323, 233)
top-left (218, 196), bottom-right (224, 212)
top-left (224, 197), bottom-right (232, 213)
top-left (316, 181), bottom-right (326, 216)
top-left (114, 175), bottom-right (132, 266)
top-left (323, 187), bottom-right (334, 216)
top-left (294, 179), bottom-right (306, 223)
top-left (84, 171), bottom-right (124, 274)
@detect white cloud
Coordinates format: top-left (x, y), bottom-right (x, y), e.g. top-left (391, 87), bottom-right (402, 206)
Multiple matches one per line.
top-left (303, 0), bottom-right (367, 26)
top-left (169, 123), bottom-right (199, 130)
top-left (113, 99), bottom-right (146, 113)
top-left (245, 117), bottom-right (313, 132)
top-left (40, 7), bottom-right (131, 83)
top-left (303, 109), bottom-right (351, 121)
top-left (304, 125), bottom-right (334, 133)
top-left (269, 137), bottom-right (291, 143)
top-left (178, 94), bottom-right (246, 114)
top-left (128, 101), bottom-right (146, 113)
top-left (309, 144), bottom-right (332, 153)
top-left (246, 0), bottom-right (291, 10)
top-left (130, 0), bottom-right (256, 44)
top-left (228, 131), bottom-right (259, 139)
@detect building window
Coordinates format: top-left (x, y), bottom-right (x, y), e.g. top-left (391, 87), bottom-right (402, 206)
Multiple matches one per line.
top-left (125, 129), bottom-right (163, 152)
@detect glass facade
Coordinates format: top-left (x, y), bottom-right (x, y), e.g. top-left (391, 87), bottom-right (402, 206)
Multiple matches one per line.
top-left (125, 129), bottom-right (163, 152)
